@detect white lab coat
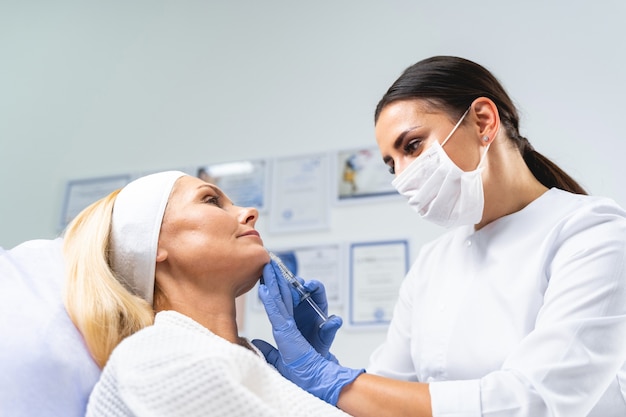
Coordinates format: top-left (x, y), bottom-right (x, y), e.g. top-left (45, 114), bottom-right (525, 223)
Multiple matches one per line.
top-left (87, 310), bottom-right (350, 417)
top-left (368, 188), bottom-right (626, 417)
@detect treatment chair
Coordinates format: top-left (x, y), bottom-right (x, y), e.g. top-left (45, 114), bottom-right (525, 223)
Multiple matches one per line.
top-left (0, 238), bottom-right (100, 417)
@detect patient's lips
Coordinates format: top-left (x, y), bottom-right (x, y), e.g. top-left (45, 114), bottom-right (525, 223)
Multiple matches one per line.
top-left (239, 229), bottom-right (261, 239)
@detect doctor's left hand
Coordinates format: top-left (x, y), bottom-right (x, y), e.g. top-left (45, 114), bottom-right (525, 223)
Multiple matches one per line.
top-left (261, 260), bottom-right (342, 361)
top-left (252, 271), bottom-right (364, 405)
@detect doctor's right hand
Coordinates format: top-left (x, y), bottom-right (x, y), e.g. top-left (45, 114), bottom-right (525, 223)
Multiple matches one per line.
top-left (251, 274), bottom-right (365, 405)
top-left (262, 260), bottom-right (342, 361)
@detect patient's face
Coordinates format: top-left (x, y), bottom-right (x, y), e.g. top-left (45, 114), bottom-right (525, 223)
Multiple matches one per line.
top-left (157, 175), bottom-right (269, 296)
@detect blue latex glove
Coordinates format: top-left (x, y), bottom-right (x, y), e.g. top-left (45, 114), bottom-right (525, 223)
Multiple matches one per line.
top-left (262, 260), bottom-right (342, 361)
top-left (252, 274), bottom-right (365, 405)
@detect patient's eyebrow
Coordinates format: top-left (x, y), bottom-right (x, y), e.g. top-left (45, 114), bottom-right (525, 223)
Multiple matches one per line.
top-left (197, 183), bottom-right (221, 194)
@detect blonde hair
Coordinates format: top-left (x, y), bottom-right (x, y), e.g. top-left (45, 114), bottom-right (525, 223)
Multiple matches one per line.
top-left (63, 190), bottom-right (154, 368)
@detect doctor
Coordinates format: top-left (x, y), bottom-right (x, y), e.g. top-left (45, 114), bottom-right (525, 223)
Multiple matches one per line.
top-left (252, 56), bottom-right (626, 417)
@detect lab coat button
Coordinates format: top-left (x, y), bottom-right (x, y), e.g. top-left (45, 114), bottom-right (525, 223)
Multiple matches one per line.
top-left (465, 239), bottom-right (472, 247)
top-left (426, 376), bottom-right (435, 383)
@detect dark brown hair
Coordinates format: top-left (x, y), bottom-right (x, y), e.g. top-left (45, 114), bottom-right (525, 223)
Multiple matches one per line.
top-left (375, 56), bottom-right (586, 194)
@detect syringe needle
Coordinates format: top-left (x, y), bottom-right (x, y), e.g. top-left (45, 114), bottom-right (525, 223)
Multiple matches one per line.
top-left (268, 251), bottom-right (330, 325)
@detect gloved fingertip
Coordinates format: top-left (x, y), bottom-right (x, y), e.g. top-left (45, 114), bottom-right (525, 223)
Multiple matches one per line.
top-left (269, 259), bottom-right (283, 275)
top-left (251, 339), bottom-right (277, 363)
top-left (250, 338), bottom-right (265, 350)
top-left (303, 279), bottom-right (321, 292)
top-left (319, 315), bottom-right (342, 343)
top-left (264, 346), bottom-right (282, 367)
top-left (262, 262), bottom-right (278, 282)
top-left (321, 314), bottom-right (342, 329)
top-left (258, 284), bottom-right (269, 300)
top-left (329, 314), bottom-right (343, 328)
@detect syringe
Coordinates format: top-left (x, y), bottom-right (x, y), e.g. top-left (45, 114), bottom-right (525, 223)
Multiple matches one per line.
top-left (268, 251), bottom-right (330, 326)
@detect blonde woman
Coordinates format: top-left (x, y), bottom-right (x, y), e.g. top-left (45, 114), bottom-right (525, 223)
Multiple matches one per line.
top-left (63, 171), bottom-right (351, 417)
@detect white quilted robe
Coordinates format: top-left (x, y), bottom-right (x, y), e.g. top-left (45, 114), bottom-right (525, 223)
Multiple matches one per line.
top-left (87, 310), bottom-right (351, 417)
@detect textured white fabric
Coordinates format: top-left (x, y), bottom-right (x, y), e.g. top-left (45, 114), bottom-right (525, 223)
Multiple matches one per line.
top-left (86, 310), bottom-right (350, 417)
top-left (368, 188), bottom-right (626, 417)
top-left (0, 238), bottom-right (101, 417)
top-left (111, 170), bottom-right (186, 305)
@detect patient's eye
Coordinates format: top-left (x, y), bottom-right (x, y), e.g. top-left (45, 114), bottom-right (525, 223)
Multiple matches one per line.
top-left (203, 195), bottom-right (222, 207)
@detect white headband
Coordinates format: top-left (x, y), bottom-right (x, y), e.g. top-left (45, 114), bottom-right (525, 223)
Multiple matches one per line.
top-left (110, 171), bottom-right (186, 305)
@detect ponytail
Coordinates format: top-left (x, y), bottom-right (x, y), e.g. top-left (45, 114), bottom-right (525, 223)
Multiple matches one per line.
top-left (516, 134), bottom-right (587, 195)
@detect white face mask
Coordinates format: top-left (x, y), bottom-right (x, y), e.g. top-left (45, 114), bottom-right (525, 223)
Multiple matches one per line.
top-left (391, 107), bottom-right (490, 228)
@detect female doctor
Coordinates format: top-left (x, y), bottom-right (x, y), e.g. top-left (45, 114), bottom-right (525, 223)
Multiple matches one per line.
top-left (252, 55), bottom-right (626, 417)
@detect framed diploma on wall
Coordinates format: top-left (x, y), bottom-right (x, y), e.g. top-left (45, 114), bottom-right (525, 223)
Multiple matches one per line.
top-left (347, 239), bottom-right (409, 328)
top-left (268, 153), bottom-right (331, 233)
top-left (59, 174), bottom-right (131, 230)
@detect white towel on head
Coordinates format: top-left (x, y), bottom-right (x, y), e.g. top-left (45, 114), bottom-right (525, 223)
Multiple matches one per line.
top-left (110, 171), bottom-right (186, 305)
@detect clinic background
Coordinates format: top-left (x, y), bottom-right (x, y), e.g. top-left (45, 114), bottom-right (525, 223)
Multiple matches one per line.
top-left (1, 1), bottom-right (625, 369)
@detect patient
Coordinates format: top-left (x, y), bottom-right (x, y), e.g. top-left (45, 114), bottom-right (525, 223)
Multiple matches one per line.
top-left (63, 171), bottom-right (350, 417)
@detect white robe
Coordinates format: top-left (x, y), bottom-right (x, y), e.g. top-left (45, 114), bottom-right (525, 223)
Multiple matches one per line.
top-left (87, 310), bottom-right (351, 417)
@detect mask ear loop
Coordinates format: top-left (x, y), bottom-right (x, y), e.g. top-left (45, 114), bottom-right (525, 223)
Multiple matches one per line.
top-left (476, 141), bottom-right (491, 169)
top-left (477, 124), bottom-right (499, 169)
top-left (441, 107), bottom-right (471, 148)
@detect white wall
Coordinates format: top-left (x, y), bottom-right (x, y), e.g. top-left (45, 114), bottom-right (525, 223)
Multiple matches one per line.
top-left (1, 0), bottom-right (625, 368)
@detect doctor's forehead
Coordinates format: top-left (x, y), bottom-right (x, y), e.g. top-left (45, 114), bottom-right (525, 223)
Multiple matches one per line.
top-left (376, 102), bottom-right (426, 140)
top-left (377, 99), bottom-right (447, 123)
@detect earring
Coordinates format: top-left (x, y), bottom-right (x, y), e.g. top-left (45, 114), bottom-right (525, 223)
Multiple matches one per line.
top-left (482, 135), bottom-right (489, 142)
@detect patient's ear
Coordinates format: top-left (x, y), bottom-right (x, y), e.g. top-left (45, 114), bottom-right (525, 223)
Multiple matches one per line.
top-left (156, 248), bottom-right (168, 263)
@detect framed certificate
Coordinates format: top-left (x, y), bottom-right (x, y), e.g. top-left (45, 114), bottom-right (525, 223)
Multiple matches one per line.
top-left (59, 174), bottom-right (131, 230)
top-left (347, 239), bottom-right (409, 328)
top-left (268, 153), bottom-right (330, 233)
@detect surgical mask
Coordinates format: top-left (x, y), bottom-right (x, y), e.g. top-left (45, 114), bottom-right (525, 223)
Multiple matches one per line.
top-left (391, 107), bottom-right (490, 228)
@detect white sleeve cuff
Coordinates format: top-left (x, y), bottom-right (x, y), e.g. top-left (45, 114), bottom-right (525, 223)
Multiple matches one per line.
top-left (429, 379), bottom-right (481, 417)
